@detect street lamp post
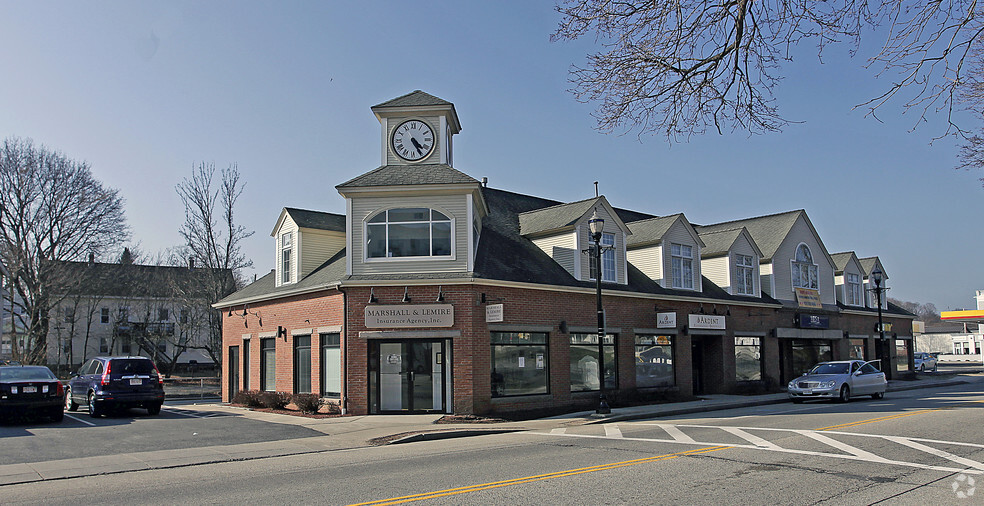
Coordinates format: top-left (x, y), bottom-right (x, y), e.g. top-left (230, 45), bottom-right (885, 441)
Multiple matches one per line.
top-left (870, 267), bottom-right (891, 380)
top-left (588, 211), bottom-right (611, 414)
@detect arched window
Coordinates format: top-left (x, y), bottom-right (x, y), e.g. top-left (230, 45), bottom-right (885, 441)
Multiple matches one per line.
top-left (366, 208), bottom-right (453, 259)
top-left (791, 244), bottom-right (818, 289)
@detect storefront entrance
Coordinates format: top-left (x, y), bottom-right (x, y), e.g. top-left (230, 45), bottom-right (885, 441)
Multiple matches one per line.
top-left (369, 340), bottom-right (450, 414)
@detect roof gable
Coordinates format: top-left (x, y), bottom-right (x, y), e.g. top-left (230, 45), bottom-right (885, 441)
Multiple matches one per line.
top-left (830, 251), bottom-right (863, 275)
top-left (272, 207), bottom-right (345, 236)
top-left (698, 227), bottom-right (763, 258)
top-left (859, 256), bottom-right (888, 280)
top-left (627, 214), bottom-right (703, 249)
top-left (335, 164), bottom-right (478, 189)
top-left (518, 196), bottom-right (630, 237)
top-left (372, 90), bottom-right (453, 108)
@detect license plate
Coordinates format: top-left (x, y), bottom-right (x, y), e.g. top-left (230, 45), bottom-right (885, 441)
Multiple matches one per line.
top-left (129, 379), bottom-right (142, 386)
top-left (23, 386), bottom-right (37, 393)
top-left (802, 390), bottom-right (812, 395)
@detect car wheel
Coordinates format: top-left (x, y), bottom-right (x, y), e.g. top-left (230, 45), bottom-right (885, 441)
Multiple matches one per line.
top-left (65, 388), bottom-right (78, 412)
top-left (88, 392), bottom-right (103, 418)
top-left (147, 403), bottom-right (162, 416)
top-left (918, 364), bottom-right (925, 372)
top-left (932, 364), bottom-right (938, 372)
top-left (49, 407), bottom-right (64, 423)
top-left (871, 391), bottom-right (884, 400)
top-left (838, 385), bottom-right (851, 403)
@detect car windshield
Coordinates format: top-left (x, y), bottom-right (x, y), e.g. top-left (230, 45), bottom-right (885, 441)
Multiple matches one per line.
top-left (111, 359), bottom-right (155, 375)
top-left (810, 363), bottom-right (850, 375)
top-left (0, 366), bottom-right (57, 381)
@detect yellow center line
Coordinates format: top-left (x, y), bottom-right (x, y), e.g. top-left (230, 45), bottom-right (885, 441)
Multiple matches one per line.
top-left (349, 446), bottom-right (731, 506)
top-left (816, 399), bottom-right (984, 431)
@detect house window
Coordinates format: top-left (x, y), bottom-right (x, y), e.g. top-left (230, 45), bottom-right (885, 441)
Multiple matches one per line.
top-left (846, 273), bottom-right (862, 306)
top-left (121, 337), bottom-right (131, 355)
top-left (670, 243), bottom-right (694, 289)
top-left (260, 338), bottom-right (276, 391)
top-left (366, 208), bottom-right (452, 259)
top-left (62, 306), bottom-right (74, 323)
top-left (242, 339), bottom-right (251, 391)
top-left (735, 337), bottom-right (762, 381)
top-left (570, 333), bottom-right (617, 391)
top-left (491, 331), bottom-right (548, 397)
top-left (101, 307), bottom-right (109, 324)
top-left (293, 335), bottom-right (311, 394)
top-left (281, 232), bottom-right (293, 284)
top-left (791, 244), bottom-right (818, 289)
top-left (180, 309), bottom-right (189, 324)
top-left (588, 233), bottom-right (617, 282)
top-left (734, 254), bottom-right (755, 295)
top-left (635, 335), bottom-right (673, 387)
top-left (320, 333), bottom-right (341, 397)
top-left (118, 306), bottom-right (129, 323)
top-left (99, 337), bottom-right (109, 353)
top-left (158, 308), bottom-right (169, 321)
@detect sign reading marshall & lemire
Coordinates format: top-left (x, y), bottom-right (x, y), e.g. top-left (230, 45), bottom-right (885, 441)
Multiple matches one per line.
top-left (688, 313), bottom-right (726, 330)
top-left (365, 304), bottom-right (454, 328)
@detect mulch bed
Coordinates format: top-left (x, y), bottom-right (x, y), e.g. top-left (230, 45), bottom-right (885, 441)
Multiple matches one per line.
top-left (229, 403), bottom-right (347, 419)
top-left (434, 414), bottom-right (509, 424)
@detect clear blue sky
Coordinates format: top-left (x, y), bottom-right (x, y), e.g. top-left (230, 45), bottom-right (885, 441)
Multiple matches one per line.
top-left (1, 2), bottom-right (980, 311)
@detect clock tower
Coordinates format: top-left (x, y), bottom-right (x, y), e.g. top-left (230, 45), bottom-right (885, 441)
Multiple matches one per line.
top-left (371, 90), bottom-right (461, 167)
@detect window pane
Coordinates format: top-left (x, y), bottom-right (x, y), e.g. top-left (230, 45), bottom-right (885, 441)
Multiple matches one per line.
top-left (432, 222), bottom-right (452, 256)
top-left (367, 224), bottom-right (387, 258)
top-left (636, 338), bottom-right (673, 388)
top-left (491, 332), bottom-right (546, 345)
top-left (388, 223), bottom-right (430, 257)
top-left (261, 338), bottom-right (276, 392)
top-left (294, 336), bottom-right (311, 394)
top-left (388, 208), bottom-right (429, 222)
top-left (491, 344), bottom-right (548, 397)
top-left (432, 210), bottom-right (449, 221)
top-left (570, 345), bottom-right (616, 391)
top-left (368, 211), bottom-right (387, 223)
top-left (735, 337), bottom-right (761, 381)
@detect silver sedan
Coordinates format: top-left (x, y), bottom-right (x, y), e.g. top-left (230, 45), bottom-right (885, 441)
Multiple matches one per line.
top-left (787, 360), bottom-right (887, 403)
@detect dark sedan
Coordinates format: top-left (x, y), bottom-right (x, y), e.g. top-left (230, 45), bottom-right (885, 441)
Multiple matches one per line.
top-left (0, 365), bottom-right (65, 422)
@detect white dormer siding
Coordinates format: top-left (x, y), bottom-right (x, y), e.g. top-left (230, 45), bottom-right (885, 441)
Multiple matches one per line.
top-left (700, 234), bottom-right (760, 297)
top-left (299, 228), bottom-right (345, 278)
top-left (626, 245), bottom-right (662, 284)
top-left (770, 216), bottom-right (836, 305)
top-left (275, 216), bottom-right (299, 287)
top-left (832, 253), bottom-right (865, 307)
top-left (626, 216), bottom-right (702, 292)
top-left (531, 232), bottom-right (578, 277)
top-left (576, 208), bottom-right (627, 285)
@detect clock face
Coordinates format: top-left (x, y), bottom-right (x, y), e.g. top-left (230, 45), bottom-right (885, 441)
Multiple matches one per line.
top-left (391, 120), bottom-right (435, 161)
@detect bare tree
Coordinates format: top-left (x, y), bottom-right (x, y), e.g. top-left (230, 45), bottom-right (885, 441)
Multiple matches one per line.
top-left (889, 297), bottom-right (941, 322)
top-left (176, 162), bottom-right (253, 367)
top-left (553, 1), bottom-right (984, 140)
top-left (0, 137), bottom-right (128, 364)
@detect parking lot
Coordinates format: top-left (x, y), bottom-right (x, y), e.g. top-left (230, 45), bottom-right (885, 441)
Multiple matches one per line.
top-left (0, 401), bottom-right (327, 466)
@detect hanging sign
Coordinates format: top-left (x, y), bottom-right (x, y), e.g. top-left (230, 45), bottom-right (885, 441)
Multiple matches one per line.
top-left (365, 304), bottom-right (454, 328)
top-left (798, 314), bottom-right (829, 329)
top-left (656, 312), bottom-right (677, 329)
top-left (795, 288), bottom-right (823, 309)
top-left (486, 304), bottom-right (504, 323)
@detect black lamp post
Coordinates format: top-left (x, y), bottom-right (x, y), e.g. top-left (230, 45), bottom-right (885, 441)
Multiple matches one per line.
top-left (870, 266), bottom-right (891, 380)
top-left (588, 210), bottom-right (611, 414)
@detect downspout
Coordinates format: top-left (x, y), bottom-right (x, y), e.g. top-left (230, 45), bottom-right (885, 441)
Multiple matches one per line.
top-left (337, 285), bottom-right (348, 415)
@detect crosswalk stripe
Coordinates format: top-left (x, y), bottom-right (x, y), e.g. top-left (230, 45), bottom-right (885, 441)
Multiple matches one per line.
top-left (604, 424), bottom-right (623, 438)
top-left (658, 424), bottom-right (696, 443)
top-left (795, 430), bottom-right (893, 462)
top-left (719, 427), bottom-right (781, 449)
top-left (884, 436), bottom-right (984, 471)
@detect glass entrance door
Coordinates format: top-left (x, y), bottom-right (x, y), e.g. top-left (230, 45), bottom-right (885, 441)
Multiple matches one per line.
top-left (372, 340), bottom-right (447, 413)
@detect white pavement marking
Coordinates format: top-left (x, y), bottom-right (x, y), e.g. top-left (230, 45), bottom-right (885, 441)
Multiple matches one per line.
top-left (658, 424), bottom-right (696, 443)
top-left (604, 424), bottom-right (623, 438)
top-left (795, 430), bottom-right (893, 463)
top-left (161, 408), bottom-right (208, 418)
top-left (63, 413), bottom-right (96, 426)
top-left (550, 428), bottom-right (566, 435)
top-left (719, 427), bottom-right (781, 449)
top-left (883, 436), bottom-right (984, 471)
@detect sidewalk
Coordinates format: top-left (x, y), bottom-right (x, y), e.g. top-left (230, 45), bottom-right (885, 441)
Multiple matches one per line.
top-left (0, 373), bottom-right (977, 487)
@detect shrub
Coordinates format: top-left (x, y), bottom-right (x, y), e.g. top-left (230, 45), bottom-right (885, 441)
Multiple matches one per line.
top-left (292, 393), bottom-right (321, 414)
top-left (257, 391), bottom-right (291, 410)
top-left (231, 390), bottom-right (263, 408)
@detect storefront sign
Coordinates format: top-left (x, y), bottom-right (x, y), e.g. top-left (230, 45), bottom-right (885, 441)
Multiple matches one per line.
top-left (656, 312), bottom-right (677, 329)
top-left (795, 288), bottom-right (823, 309)
top-left (365, 304), bottom-right (454, 328)
top-left (798, 314), bottom-right (829, 329)
top-left (486, 304), bottom-right (504, 323)
top-left (689, 314), bottom-right (726, 330)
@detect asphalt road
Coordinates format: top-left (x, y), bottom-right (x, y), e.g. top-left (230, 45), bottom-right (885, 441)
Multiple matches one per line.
top-left (2, 381), bottom-right (983, 504)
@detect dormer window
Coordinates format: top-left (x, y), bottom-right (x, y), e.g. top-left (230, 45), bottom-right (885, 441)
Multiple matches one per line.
top-left (366, 208), bottom-right (453, 259)
top-left (792, 244), bottom-right (818, 289)
top-left (734, 254), bottom-right (755, 295)
top-left (589, 232), bottom-right (616, 282)
top-left (281, 232), bottom-right (293, 284)
top-left (846, 273), bottom-right (862, 305)
top-left (670, 243), bottom-right (694, 289)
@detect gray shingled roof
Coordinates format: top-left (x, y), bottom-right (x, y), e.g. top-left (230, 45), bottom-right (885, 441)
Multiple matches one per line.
top-left (858, 257), bottom-right (882, 277)
top-left (696, 210), bottom-right (802, 260)
top-left (55, 261), bottom-right (234, 299)
top-left (517, 197), bottom-right (600, 236)
top-left (215, 249), bottom-right (347, 306)
top-left (698, 228), bottom-right (743, 258)
top-left (626, 214), bottom-right (682, 248)
top-left (372, 90), bottom-right (452, 108)
top-left (830, 252), bottom-right (855, 273)
top-left (285, 208), bottom-right (345, 232)
top-left (336, 164), bottom-right (479, 188)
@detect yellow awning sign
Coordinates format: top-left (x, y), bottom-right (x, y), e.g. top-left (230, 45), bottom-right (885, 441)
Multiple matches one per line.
top-left (795, 288), bottom-right (823, 309)
top-left (941, 309), bottom-right (984, 321)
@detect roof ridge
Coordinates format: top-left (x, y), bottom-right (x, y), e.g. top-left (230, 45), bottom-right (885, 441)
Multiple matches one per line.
top-left (517, 195), bottom-right (602, 217)
top-left (699, 209), bottom-right (803, 229)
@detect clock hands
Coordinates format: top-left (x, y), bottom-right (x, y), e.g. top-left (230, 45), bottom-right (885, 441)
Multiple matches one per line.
top-left (410, 137), bottom-right (425, 156)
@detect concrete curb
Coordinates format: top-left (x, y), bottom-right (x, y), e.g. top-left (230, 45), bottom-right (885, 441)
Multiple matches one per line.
top-left (384, 428), bottom-right (526, 445)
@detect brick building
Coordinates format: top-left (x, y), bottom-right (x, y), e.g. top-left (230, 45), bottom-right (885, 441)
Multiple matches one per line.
top-left (215, 91), bottom-right (915, 416)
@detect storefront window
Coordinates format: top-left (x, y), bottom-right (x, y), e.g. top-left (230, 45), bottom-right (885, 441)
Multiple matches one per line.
top-left (735, 337), bottom-right (762, 381)
top-left (790, 339), bottom-right (831, 376)
top-left (849, 339), bottom-right (865, 360)
top-left (896, 340), bottom-right (909, 372)
top-left (635, 335), bottom-right (673, 387)
top-left (260, 338), bottom-right (276, 391)
top-left (320, 333), bottom-right (341, 397)
top-left (293, 335), bottom-right (311, 394)
top-left (570, 333), bottom-right (617, 391)
top-left (491, 332), bottom-right (548, 397)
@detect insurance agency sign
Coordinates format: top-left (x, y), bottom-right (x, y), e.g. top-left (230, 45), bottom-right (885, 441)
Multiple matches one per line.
top-left (365, 304), bottom-right (454, 328)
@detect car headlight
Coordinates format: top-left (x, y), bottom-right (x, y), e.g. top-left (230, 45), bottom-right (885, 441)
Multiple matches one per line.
top-left (818, 381), bottom-right (836, 389)
top-left (787, 381), bottom-right (796, 389)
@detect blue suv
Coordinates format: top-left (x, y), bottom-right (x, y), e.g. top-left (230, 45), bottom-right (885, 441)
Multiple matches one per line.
top-left (65, 356), bottom-right (165, 417)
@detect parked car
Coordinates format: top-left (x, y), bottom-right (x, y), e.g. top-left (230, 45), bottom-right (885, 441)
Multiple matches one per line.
top-left (913, 352), bottom-right (938, 373)
top-left (65, 356), bottom-right (165, 418)
top-left (0, 365), bottom-right (65, 422)
top-left (787, 360), bottom-right (887, 403)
